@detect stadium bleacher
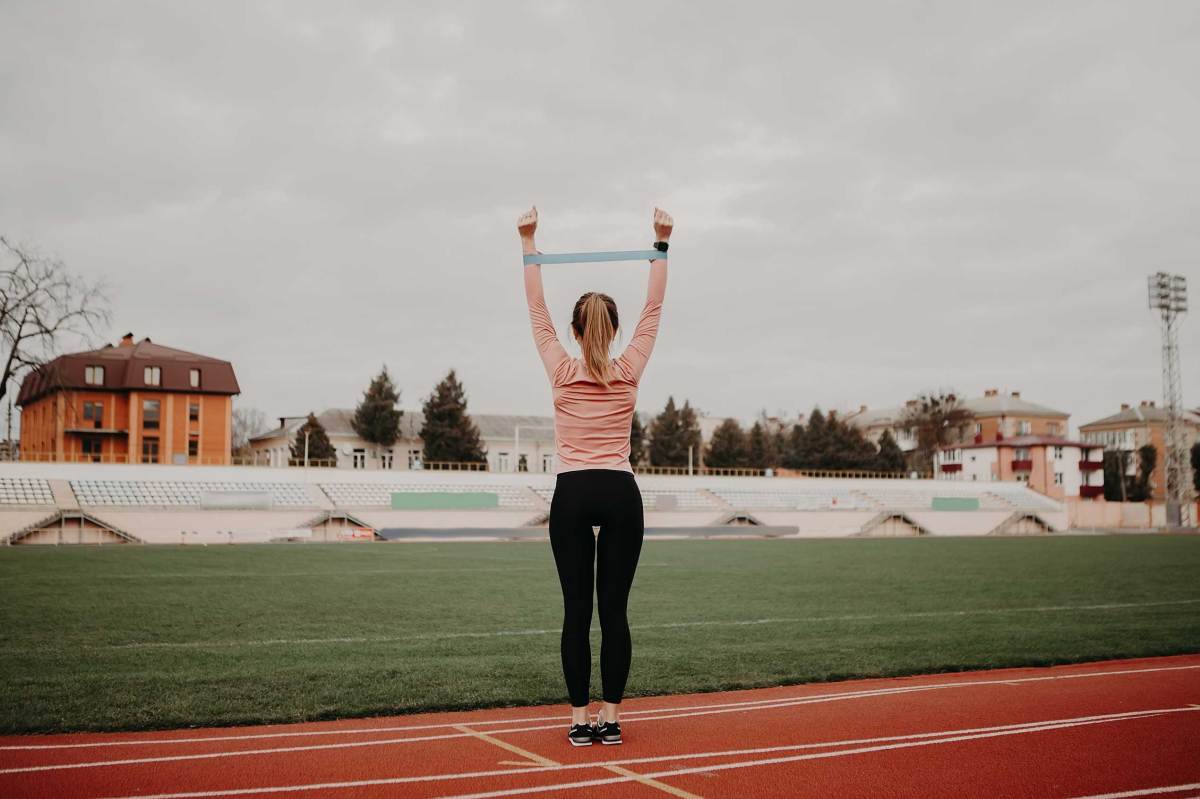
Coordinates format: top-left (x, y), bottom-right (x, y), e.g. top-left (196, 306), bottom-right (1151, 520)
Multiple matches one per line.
top-left (0, 477), bottom-right (54, 505)
top-left (0, 463), bottom-right (1078, 544)
top-left (70, 480), bottom-right (314, 508)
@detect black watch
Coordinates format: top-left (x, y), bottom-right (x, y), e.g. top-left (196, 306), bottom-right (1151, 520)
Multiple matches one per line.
top-left (653, 240), bottom-right (669, 252)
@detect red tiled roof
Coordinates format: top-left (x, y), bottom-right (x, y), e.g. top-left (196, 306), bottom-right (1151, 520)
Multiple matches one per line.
top-left (16, 337), bottom-right (239, 405)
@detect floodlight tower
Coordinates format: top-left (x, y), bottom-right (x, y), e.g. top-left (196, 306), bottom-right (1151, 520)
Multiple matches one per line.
top-left (1147, 272), bottom-right (1192, 527)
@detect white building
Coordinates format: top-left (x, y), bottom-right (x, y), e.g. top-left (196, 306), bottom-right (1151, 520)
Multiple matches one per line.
top-left (249, 409), bottom-right (560, 473)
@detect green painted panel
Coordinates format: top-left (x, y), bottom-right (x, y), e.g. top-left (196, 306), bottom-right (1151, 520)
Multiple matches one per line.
top-left (931, 496), bottom-right (980, 511)
top-left (390, 492), bottom-right (499, 510)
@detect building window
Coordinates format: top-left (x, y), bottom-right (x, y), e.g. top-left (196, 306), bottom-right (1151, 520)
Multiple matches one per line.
top-left (352, 449), bottom-right (365, 469)
top-left (1017, 421), bottom-right (1031, 434)
top-left (84, 365), bottom-right (105, 386)
top-left (83, 401), bottom-right (103, 428)
top-left (408, 449), bottom-right (423, 469)
top-left (82, 436), bottom-right (102, 463)
top-left (381, 449), bottom-right (394, 470)
top-left (141, 437), bottom-right (159, 464)
top-left (542, 453), bottom-right (554, 473)
top-left (1014, 448), bottom-right (1030, 461)
top-left (188, 437), bottom-right (199, 459)
top-left (143, 399), bottom-right (161, 430)
top-left (1054, 472), bottom-right (1063, 485)
top-left (1047, 422), bottom-right (1061, 435)
top-left (518, 454), bottom-right (528, 472)
top-left (973, 423), bottom-right (982, 435)
top-left (144, 365), bottom-right (161, 386)
top-left (189, 368), bottom-right (201, 388)
top-left (497, 451), bottom-right (510, 472)
top-left (189, 402), bottom-right (200, 422)
top-left (1053, 446), bottom-right (1063, 459)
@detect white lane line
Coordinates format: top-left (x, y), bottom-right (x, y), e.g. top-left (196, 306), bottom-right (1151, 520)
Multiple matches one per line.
top-left (85, 707), bottom-right (1200, 799)
top-left (5, 662), bottom-right (1198, 754)
top-left (1068, 785), bottom-right (1200, 798)
top-left (34, 597), bottom-right (1198, 651)
top-left (434, 710), bottom-right (1200, 799)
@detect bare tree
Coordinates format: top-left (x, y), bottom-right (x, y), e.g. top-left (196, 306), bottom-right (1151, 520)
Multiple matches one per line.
top-left (900, 390), bottom-right (975, 474)
top-left (1, 237), bottom-right (109, 405)
top-left (231, 406), bottom-right (268, 456)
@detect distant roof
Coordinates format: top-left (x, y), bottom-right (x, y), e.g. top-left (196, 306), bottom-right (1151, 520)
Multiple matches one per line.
top-left (959, 394), bottom-right (1067, 419)
top-left (1080, 404), bottom-right (1200, 429)
top-left (846, 393), bottom-right (1068, 428)
top-left (17, 336), bottom-right (239, 405)
top-left (945, 435), bottom-right (1097, 451)
top-left (250, 409), bottom-right (560, 445)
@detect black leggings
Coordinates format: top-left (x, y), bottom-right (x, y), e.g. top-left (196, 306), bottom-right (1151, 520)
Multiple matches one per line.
top-left (548, 468), bottom-right (644, 707)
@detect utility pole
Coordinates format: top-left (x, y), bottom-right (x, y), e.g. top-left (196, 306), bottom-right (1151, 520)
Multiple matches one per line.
top-left (1147, 272), bottom-right (1191, 527)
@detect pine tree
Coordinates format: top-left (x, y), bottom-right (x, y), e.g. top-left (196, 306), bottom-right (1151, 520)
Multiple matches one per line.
top-left (290, 412), bottom-right (337, 465)
top-left (706, 418), bottom-right (748, 468)
top-left (630, 412), bottom-right (647, 466)
top-left (746, 421), bottom-right (769, 469)
top-left (351, 365), bottom-right (403, 447)
top-left (782, 422), bottom-right (805, 469)
top-left (875, 429), bottom-right (906, 472)
top-left (1129, 444), bottom-right (1157, 502)
top-left (649, 396), bottom-right (687, 466)
top-left (420, 369), bottom-right (486, 464)
top-left (770, 426), bottom-right (787, 468)
top-left (1191, 441), bottom-right (1200, 493)
top-left (804, 408), bottom-right (832, 468)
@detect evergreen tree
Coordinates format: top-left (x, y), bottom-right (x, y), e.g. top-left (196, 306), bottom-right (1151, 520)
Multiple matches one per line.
top-left (420, 369), bottom-right (486, 464)
top-left (770, 426), bottom-right (787, 468)
top-left (1103, 450), bottom-right (1132, 502)
top-left (746, 421), bottom-right (769, 469)
top-left (1192, 441), bottom-right (1200, 493)
top-left (781, 422), bottom-right (805, 469)
top-left (825, 410), bottom-right (878, 470)
top-left (629, 412), bottom-right (647, 466)
top-left (648, 396), bottom-right (687, 466)
top-left (804, 408), bottom-right (832, 468)
top-left (706, 418), bottom-right (748, 468)
top-left (351, 365), bottom-right (403, 447)
top-left (875, 429), bottom-right (906, 472)
top-left (290, 412), bottom-right (336, 465)
top-left (1129, 444), bottom-right (1157, 502)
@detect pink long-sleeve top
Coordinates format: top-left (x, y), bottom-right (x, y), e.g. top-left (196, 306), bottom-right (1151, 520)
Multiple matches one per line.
top-left (524, 256), bottom-right (668, 474)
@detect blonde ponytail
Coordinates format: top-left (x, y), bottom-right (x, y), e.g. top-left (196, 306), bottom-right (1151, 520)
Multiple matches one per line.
top-left (573, 292), bottom-right (618, 386)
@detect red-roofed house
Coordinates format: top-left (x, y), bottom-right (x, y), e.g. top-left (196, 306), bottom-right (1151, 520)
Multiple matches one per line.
top-left (16, 333), bottom-right (240, 464)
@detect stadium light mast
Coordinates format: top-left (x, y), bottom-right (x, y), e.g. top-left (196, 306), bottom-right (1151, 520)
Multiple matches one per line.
top-left (1147, 272), bottom-right (1192, 528)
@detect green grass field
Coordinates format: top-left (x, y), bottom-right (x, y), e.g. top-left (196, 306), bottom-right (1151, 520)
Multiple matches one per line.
top-left (1, 535), bottom-right (1198, 735)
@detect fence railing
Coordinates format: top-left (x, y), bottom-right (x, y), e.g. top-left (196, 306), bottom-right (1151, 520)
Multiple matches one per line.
top-left (5, 451), bottom-right (929, 479)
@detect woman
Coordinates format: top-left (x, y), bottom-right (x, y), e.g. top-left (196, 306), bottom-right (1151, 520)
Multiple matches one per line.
top-left (517, 204), bottom-right (672, 746)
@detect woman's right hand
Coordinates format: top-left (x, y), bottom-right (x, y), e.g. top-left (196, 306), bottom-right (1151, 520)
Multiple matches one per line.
top-left (653, 206), bottom-right (673, 241)
top-left (517, 205), bottom-right (538, 244)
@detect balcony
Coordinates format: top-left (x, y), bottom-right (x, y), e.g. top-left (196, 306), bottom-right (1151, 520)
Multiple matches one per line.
top-left (1080, 485), bottom-right (1104, 499)
top-left (1011, 459), bottom-right (1033, 471)
top-left (1079, 460), bottom-right (1103, 472)
top-left (940, 463), bottom-right (962, 473)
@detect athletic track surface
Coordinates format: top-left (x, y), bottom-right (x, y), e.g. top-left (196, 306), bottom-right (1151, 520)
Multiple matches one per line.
top-left (2, 654), bottom-right (1198, 799)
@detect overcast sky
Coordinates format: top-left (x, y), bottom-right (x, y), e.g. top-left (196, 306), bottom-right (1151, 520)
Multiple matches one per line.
top-left (2, 1), bottom-right (1197, 435)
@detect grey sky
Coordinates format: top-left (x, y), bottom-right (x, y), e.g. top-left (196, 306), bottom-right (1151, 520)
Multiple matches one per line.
top-left (2, 1), bottom-right (1197, 435)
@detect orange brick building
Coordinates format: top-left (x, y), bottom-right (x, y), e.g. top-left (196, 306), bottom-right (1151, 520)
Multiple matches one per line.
top-left (1079, 401), bottom-right (1200, 502)
top-left (16, 334), bottom-right (240, 464)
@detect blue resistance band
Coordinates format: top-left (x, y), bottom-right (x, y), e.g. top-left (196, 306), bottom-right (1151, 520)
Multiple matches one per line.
top-left (523, 250), bottom-right (666, 265)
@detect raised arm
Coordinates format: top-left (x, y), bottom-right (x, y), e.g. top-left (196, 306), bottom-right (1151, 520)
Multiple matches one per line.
top-left (617, 207), bottom-right (673, 383)
top-left (518, 206), bottom-right (568, 381)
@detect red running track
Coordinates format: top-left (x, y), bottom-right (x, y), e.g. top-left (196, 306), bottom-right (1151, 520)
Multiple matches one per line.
top-left (2, 654), bottom-right (1198, 799)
